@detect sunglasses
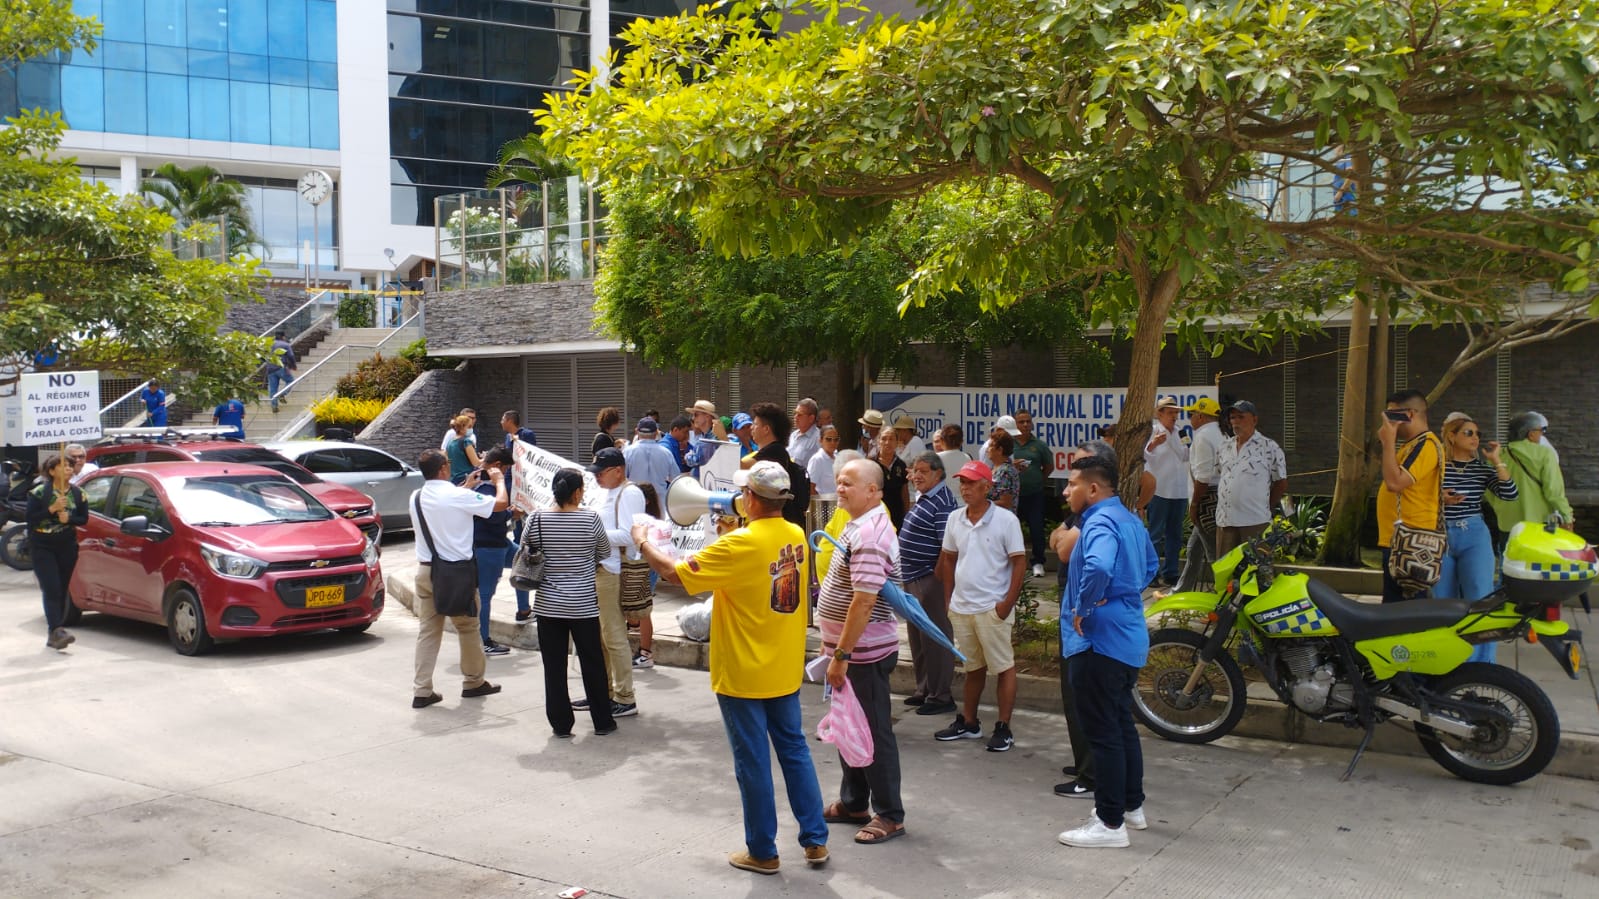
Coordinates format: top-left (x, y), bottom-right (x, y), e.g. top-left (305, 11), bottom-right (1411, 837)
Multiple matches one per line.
top-left (1458, 428), bottom-right (1478, 437)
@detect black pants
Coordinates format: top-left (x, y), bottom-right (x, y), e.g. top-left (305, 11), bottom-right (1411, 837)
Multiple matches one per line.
top-left (536, 615), bottom-right (614, 734)
top-left (1018, 491), bottom-right (1047, 566)
top-left (1069, 651), bottom-right (1145, 829)
top-left (839, 653), bottom-right (904, 824)
top-left (32, 538), bottom-right (77, 634)
top-left (1059, 660), bottom-right (1096, 787)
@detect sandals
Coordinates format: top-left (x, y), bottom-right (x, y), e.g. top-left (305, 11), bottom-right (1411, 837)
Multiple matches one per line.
top-left (854, 816), bottom-right (907, 845)
top-left (822, 801), bottom-right (870, 825)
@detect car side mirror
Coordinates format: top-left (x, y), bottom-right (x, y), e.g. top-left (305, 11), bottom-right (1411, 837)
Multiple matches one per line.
top-left (119, 515), bottom-right (167, 539)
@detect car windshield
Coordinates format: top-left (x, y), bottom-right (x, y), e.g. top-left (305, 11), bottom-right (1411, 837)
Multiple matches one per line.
top-left (191, 448), bottom-right (319, 484)
top-left (168, 475), bottom-right (334, 525)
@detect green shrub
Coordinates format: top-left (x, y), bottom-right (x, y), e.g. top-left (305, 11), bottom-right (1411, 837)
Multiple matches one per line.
top-left (399, 337), bottom-right (459, 371)
top-left (337, 293), bottom-right (377, 328)
top-left (335, 352), bottom-right (421, 401)
top-left (311, 396), bottom-right (390, 425)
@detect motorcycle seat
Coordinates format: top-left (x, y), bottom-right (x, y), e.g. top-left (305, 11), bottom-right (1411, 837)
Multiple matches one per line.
top-left (1305, 578), bottom-right (1471, 641)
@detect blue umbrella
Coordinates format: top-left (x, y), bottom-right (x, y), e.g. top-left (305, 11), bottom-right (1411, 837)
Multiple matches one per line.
top-left (810, 530), bottom-right (966, 662)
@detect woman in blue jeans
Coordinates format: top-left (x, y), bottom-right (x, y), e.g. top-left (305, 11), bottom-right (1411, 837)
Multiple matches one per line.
top-left (471, 447), bottom-right (515, 657)
top-left (1435, 413), bottom-right (1518, 663)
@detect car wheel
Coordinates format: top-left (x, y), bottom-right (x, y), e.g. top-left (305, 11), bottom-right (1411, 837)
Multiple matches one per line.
top-left (167, 588), bottom-right (215, 656)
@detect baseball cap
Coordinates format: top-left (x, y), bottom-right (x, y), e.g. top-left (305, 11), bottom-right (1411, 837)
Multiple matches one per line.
top-left (587, 447), bottom-right (625, 472)
top-left (1156, 395), bottom-right (1182, 411)
top-left (1229, 400), bottom-right (1259, 416)
top-left (993, 415), bottom-right (1022, 437)
top-left (733, 460), bottom-right (793, 499)
top-left (956, 460), bottom-right (994, 482)
top-left (635, 417), bottom-right (659, 435)
top-left (731, 412), bottom-right (753, 430)
top-left (1184, 397), bottom-right (1222, 416)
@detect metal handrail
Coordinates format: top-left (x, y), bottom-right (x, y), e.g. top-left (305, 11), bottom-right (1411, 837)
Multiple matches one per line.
top-left (268, 313), bottom-right (423, 400)
top-left (260, 289), bottom-right (334, 338)
top-left (100, 379), bottom-right (153, 416)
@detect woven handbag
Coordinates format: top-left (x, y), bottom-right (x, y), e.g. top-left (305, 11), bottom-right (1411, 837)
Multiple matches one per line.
top-left (1388, 437), bottom-right (1446, 596)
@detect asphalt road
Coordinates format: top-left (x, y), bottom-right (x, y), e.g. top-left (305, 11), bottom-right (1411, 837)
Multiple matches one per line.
top-left (2, 559), bottom-right (1598, 898)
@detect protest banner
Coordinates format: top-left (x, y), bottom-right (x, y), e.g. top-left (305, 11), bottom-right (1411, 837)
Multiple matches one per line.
top-left (869, 383), bottom-right (1216, 478)
top-left (20, 371), bottom-right (101, 446)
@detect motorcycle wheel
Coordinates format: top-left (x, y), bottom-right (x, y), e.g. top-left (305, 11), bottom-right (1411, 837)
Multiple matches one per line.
top-left (1133, 627), bottom-right (1249, 744)
top-left (1415, 662), bottom-right (1559, 786)
top-left (0, 523), bottom-right (32, 571)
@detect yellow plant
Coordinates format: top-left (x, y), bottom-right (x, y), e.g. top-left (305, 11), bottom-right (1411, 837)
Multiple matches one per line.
top-left (311, 396), bottom-right (390, 424)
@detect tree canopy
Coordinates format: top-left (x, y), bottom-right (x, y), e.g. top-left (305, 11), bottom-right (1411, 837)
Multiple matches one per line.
top-left (142, 162), bottom-right (263, 257)
top-left (541, 0), bottom-right (1599, 488)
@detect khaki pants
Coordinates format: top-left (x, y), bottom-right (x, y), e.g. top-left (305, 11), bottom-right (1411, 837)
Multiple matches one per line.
top-left (594, 567), bottom-right (635, 705)
top-left (413, 566), bottom-right (487, 697)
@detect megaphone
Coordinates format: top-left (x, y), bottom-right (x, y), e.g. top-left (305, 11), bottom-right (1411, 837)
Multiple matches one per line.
top-left (666, 474), bottom-right (744, 526)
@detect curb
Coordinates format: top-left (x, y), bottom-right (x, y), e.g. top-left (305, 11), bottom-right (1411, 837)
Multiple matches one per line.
top-left (386, 577), bottom-right (1599, 782)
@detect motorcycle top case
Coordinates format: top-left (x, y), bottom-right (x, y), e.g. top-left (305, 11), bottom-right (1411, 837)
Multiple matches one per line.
top-left (1242, 573), bottom-right (1339, 637)
top-left (1501, 522), bottom-right (1597, 605)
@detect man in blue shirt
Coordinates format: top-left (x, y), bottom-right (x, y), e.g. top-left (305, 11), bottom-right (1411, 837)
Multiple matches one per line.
top-left (899, 451), bottom-right (959, 716)
top-left (141, 379), bottom-right (168, 428)
top-left (212, 397), bottom-right (246, 439)
top-left (660, 415), bottom-right (694, 474)
top-left (1057, 455), bottom-right (1158, 850)
top-left (624, 417), bottom-right (681, 504)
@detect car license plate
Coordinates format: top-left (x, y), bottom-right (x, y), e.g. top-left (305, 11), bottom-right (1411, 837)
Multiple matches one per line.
top-left (305, 585), bottom-right (345, 608)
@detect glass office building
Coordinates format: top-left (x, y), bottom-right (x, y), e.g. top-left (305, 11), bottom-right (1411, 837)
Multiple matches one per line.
top-left (0, 0), bottom-right (339, 150)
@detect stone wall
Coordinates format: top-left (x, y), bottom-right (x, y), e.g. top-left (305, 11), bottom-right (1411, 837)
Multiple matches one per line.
top-left (226, 287), bottom-right (310, 337)
top-left (426, 281), bottom-right (603, 353)
top-left (358, 365), bottom-right (470, 466)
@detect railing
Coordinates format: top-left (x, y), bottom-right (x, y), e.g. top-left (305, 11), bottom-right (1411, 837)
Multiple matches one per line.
top-left (262, 289), bottom-right (338, 340)
top-left (269, 309), bottom-right (425, 442)
top-left (98, 380), bottom-right (177, 431)
top-left (432, 178), bottom-right (607, 292)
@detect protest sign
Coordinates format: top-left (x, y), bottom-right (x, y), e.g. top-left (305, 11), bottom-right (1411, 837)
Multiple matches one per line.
top-left (20, 371), bottom-right (101, 445)
top-left (869, 383), bottom-right (1216, 478)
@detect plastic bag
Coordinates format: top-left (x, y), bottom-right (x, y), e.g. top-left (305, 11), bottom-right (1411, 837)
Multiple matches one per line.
top-left (676, 597), bottom-right (713, 643)
top-left (816, 678), bottom-right (874, 768)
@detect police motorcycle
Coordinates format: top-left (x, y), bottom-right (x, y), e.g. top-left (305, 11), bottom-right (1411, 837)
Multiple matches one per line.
top-left (1135, 519), bottom-right (1593, 785)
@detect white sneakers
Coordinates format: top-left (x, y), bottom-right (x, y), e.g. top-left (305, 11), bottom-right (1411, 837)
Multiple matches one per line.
top-left (1058, 808), bottom-right (1146, 848)
top-left (1031, 563), bottom-right (1045, 578)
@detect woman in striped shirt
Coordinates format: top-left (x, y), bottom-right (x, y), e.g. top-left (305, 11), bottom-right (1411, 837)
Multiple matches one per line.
top-left (527, 468), bottom-right (616, 736)
top-left (1436, 413), bottom-right (1518, 663)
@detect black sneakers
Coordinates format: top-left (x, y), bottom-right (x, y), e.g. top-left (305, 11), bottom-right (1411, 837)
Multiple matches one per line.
top-left (986, 721), bottom-right (1015, 752)
top-left (934, 715), bottom-right (982, 741)
top-left (1055, 779), bottom-right (1095, 798)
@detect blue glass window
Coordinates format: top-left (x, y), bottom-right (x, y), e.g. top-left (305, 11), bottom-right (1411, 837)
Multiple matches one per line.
top-left (70, 1), bottom-right (103, 19)
top-left (104, 41), bottom-right (147, 71)
top-left (308, 61), bottom-right (337, 89)
top-left (146, 0), bottom-right (187, 47)
top-left (190, 78), bottom-right (230, 141)
top-left (147, 73), bottom-right (189, 137)
top-left (100, 1), bottom-right (145, 43)
top-left (105, 71), bottom-right (148, 134)
top-left (308, 88), bottom-right (338, 150)
top-left (17, 63), bottom-right (61, 110)
top-left (230, 81), bottom-right (271, 144)
top-left (268, 0), bottom-right (309, 59)
top-left (230, 53), bottom-right (270, 83)
top-left (188, 50), bottom-right (229, 79)
top-left (307, 1), bottom-right (338, 62)
top-left (269, 57), bottom-right (308, 87)
top-left (186, 0), bottom-right (228, 51)
top-left (60, 65), bottom-right (104, 131)
top-left (147, 46), bottom-right (186, 75)
top-left (269, 84), bottom-right (309, 146)
top-left (229, 0), bottom-right (270, 55)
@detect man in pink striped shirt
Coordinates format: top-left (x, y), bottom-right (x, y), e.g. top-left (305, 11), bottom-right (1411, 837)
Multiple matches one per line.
top-left (818, 459), bottom-right (907, 845)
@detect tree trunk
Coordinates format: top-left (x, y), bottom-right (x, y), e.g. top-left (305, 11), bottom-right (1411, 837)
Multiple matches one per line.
top-left (1321, 289), bottom-right (1372, 566)
top-left (835, 354), bottom-right (863, 449)
top-left (1113, 267), bottom-right (1182, 500)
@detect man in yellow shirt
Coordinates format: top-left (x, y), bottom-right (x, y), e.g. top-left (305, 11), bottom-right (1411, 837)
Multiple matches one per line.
top-left (1376, 389), bottom-right (1443, 603)
top-left (632, 461), bottom-right (828, 876)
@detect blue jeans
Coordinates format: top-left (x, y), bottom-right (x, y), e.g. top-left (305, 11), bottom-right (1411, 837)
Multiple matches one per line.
top-left (473, 545), bottom-right (509, 642)
top-left (1146, 496), bottom-right (1187, 583)
top-left (716, 690), bottom-right (828, 860)
top-left (510, 518), bottom-right (530, 612)
top-left (1436, 516), bottom-right (1497, 664)
top-left (267, 369), bottom-right (293, 409)
top-left (1069, 651), bottom-right (1145, 829)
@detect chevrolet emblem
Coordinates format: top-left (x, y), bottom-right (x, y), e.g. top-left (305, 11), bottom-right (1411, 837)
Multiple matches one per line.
top-left (343, 510), bottom-right (358, 518)
top-left (311, 559), bottom-right (330, 568)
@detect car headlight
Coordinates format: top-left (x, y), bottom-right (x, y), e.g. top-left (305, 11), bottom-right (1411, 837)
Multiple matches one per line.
top-left (200, 544), bottom-right (268, 579)
top-left (362, 536), bottom-right (380, 568)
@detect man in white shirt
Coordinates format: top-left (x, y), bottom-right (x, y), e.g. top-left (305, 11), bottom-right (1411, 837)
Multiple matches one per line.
top-left (591, 447), bottom-right (644, 718)
top-left (1174, 398), bottom-right (1225, 593)
top-left (934, 460), bottom-right (1027, 753)
top-left (788, 397), bottom-right (822, 469)
top-left (1215, 401), bottom-right (1288, 559)
top-left (806, 424), bottom-right (841, 496)
top-left (892, 416), bottom-right (928, 464)
top-left (439, 407), bottom-right (477, 451)
top-left (1143, 396), bottom-right (1191, 588)
top-left (411, 448), bottom-right (507, 709)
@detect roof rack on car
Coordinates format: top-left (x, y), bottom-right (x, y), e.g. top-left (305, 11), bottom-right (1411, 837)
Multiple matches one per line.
top-left (102, 426), bottom-right (240, 444)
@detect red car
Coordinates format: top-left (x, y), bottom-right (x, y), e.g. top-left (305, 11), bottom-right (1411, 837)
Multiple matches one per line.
top-left (67, 463), bottom-right (385, 655)
top-left (87, 439), bottom-right (382, 544)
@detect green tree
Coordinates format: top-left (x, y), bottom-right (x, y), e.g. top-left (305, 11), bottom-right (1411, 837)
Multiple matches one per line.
top-left (0, 0), bottom-right (97, 72)
top-left (142, 162), bottom-right (263, 257)
top-left (543, 0), bottom-right (1599, 541)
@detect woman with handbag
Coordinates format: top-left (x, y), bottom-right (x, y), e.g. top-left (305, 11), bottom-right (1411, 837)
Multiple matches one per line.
top-left (526, 468), bottom-right (616, 736)
top-left (1436, 413), bottom-right (1519, 662)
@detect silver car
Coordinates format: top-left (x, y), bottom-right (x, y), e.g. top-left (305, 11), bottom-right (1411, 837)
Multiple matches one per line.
top-left (264, 441), bottom-right (424, 532)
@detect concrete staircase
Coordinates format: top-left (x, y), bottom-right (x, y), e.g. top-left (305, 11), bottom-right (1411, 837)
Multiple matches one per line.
top-left (182, 326), bottom-right (420, 442)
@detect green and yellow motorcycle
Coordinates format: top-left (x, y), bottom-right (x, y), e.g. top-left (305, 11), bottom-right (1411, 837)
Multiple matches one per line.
top-left (1135, 521), bottom-right (1592, 785)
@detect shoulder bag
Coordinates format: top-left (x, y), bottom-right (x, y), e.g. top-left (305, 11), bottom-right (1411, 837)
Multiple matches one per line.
top-left (508, 511), bottom-right (546, 592)
top-left (413, 492), bottom-right (478, 617)
top-left (1388, 436), bottom-right (1447, 596)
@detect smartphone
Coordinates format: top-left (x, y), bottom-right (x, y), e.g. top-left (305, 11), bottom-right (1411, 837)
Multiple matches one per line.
top-left (1383, 409), bottom-right (1411, 423)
